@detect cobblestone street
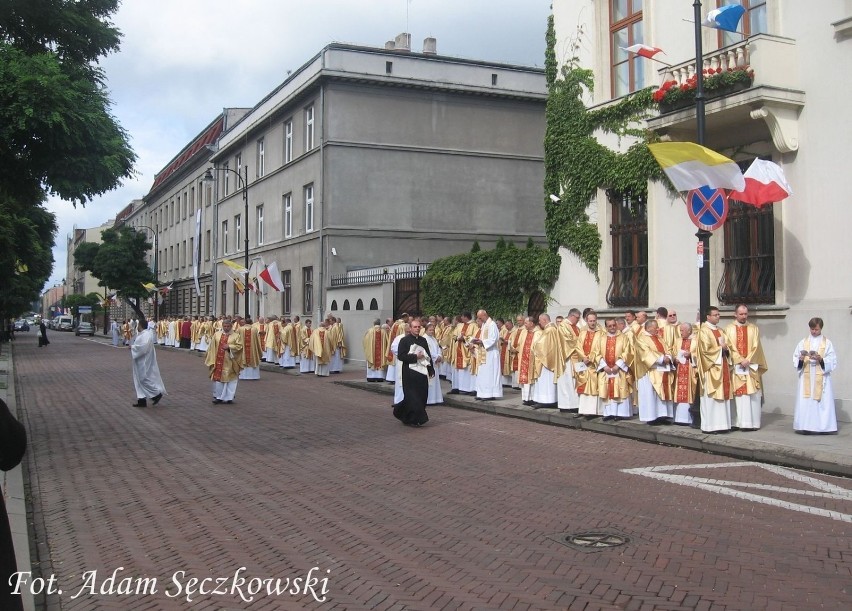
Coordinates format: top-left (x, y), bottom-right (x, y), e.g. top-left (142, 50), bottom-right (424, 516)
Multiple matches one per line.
top-left (11, 332), bottom-right (852, 610)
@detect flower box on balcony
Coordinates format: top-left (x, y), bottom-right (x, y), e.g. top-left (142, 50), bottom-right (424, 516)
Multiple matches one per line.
top-left (654, 67), bottom-right (754, 114)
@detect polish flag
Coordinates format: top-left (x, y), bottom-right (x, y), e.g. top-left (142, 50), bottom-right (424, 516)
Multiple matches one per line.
top-left (259, 261), bottom-right (284, 292)
top-left (729, 159), bottom-right (793, 207)
top-left (621, 44), bottom-right (665, 59)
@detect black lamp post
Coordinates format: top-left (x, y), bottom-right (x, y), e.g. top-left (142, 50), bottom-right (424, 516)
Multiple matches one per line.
top-left (137, 224), bottom-right (159, 322)
top-left (204, 166), bottom-right (249, 319)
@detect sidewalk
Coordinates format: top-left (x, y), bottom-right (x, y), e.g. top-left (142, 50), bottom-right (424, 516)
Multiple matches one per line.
top-left (1, 346), bottom-right (34, 611)
top-left (341, 377), bottom-right (852, 477)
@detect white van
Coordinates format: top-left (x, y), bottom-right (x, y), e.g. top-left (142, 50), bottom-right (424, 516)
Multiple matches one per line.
top-left (56, 315), bottom-right (73, 331)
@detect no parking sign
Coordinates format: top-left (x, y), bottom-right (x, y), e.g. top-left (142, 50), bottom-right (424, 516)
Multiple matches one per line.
top-left (687, 186), bottom-right (728, 231)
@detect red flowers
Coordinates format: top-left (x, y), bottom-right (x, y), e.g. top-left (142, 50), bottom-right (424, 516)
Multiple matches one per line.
top-left (652, 67), bottom-right (754, 106)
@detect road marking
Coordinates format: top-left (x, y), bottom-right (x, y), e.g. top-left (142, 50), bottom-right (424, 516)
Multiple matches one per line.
top-left (622, 462), bottom-right (852, 523)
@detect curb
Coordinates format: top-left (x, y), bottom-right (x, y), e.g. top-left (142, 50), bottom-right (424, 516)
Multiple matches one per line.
top-left (337, 379), bottom-right (852, 478)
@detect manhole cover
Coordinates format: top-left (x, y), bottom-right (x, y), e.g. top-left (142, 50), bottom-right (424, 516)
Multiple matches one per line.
top-left (549, 531), bottom-right (630, 552)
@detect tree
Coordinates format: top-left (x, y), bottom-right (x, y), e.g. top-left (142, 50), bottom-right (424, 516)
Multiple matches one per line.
top-left (0, 0), bottom-right (136, 206)
top-left (74, 227), bottom-right (155, 327)
top-left (0, 0), bottom-right (135, 328)
top-left (62, 292), bottom-right (103, 317)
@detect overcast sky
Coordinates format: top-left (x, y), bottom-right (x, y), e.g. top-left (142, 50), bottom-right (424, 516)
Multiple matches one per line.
top-left (45, 0), bottom-right (552, 289)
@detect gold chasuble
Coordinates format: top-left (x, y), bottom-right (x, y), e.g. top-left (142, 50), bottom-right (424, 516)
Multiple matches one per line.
top-left (724, 322), bottom-right (767, 396)
top-left (575, 328), bottom-right (603, 396)
top-left (205, 330), bottom-right (244, 382)
top-left (363, 325), bottom-right (388, 369)
top-left (309, 328), bottom-right (333, 365)
top-left (697, 323), bottom-right (732, 400)
top-left (596, 333), bottom-right (632, 401)
top-left (675, 337), bottom-right (698, 404)
top-left (635, 333), bottom-right (673, 401)
top-left (533, 324), bottom-right (565, 379)
top-left (517, 327), bottom-right (541, 385)
top-left (242, 326), bottom-right (262, 369)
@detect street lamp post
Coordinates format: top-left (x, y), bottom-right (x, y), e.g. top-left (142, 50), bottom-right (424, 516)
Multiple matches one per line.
top-left (204, 166), bottom-right (249, 319)
top-left (136, 224), bottom-right (159, 322)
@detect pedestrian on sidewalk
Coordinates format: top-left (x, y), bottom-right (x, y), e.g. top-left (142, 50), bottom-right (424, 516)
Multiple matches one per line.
top-left (0, 397), bottom-right (27, 611)
top-left (38, 319), bottom-right (49, 347)
top-left (130, 321), bottom-right (165, 407)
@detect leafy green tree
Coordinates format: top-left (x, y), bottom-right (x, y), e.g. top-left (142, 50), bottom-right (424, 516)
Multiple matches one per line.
top-left (0, 0), bottom-right (135, 327)
top-left (74, 227), bottom-right (155, 327)
top-left (0, 0), bottom-right (136, 206)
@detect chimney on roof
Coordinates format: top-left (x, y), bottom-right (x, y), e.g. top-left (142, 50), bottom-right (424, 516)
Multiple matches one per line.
top-left (385, 40), bottom-right (395, 50)
top-left (422, 37), bottom-right (437, 55)
top-left (394, 32), bottom-right (411, 52)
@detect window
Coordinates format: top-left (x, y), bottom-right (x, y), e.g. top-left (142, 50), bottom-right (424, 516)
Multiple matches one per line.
top-left (182, 240), bottom-right (187, 268)
top-left (719, 0), bottom-right (767, 46)
top-left (222, 220), bottom-right (229, 255)
top-left (205, 181), bottom-right (212, 207)
top-left (386, 61), bottom-right (393, 74)
top-left (303, 267), bottom-right (313, 314)
top-left (605, 190), bottom-right (648, 307)
top-left (305, 105), bottom-right (315, 150)
top-left (304, 184), bottom-right (314, 232)
top-left (190, 186), bottom-right (195, 216)
top-left (233, 281), bottom-right (240, 314)
top-left (343, 300), bottom-right (350, 310)
top-left (256, 138), bottom-right (265, 177)
top-left (330, 300), bottom-right (338, 311)
top-left (169, 246), bottom-right (174, 271)
top-left (183, 192), bottom-right (188, 220)
top-left (205, 230), bottom-right (211, 261)
top-left (235, 215), bottom-right (242, 252)
top-left (235, 153), bottom-right (242, 181)
top-left (369, 298), bottom-right (378, 310)
top-left (284, 193), bottom-right (293, 238)
top-left (356, 299), bottom-right (364, 310)
top-left (718, 194), bottom-right (775, 304)
top-left (189, 237), bottom-right (194, 270)
top-left (256, 205), bottom-right (264, 245)
top-left (610, 0), bottom-right (644, 97)
top-left (220, 280), bottom-right (227, 316)
top-left (223, 162), bottom-right (230, 196)
top-left (282, 269), bottom-right (291, 314)
top-left (284, 120), bottom-right (293, 163)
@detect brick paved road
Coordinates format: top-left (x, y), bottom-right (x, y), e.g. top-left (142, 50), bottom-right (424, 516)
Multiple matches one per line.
top-left (12, 332), bottom-right (852, 610)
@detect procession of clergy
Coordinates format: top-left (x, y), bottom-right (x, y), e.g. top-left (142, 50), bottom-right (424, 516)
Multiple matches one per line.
top-left (145, 315), bottom-right (347, 402)
top-left (364, 305), bottom-right (838, 435)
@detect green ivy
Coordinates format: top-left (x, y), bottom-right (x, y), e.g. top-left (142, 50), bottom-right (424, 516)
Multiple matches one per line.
top-left (422, 241), bottom-right (560, 320)
top-left (543, 16), bottom-right (663, 277)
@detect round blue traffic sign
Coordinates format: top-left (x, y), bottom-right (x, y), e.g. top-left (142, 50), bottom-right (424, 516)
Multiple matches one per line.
top-left (687, 186), bottom-right (728, 231)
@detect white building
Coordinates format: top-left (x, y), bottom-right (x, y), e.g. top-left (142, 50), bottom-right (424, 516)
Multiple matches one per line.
top-left (550, 0), bottom-right (851, 422)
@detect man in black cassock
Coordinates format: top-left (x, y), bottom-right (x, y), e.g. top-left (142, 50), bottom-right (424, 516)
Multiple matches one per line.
top-left (393, 318), bottom-right (434, 427)
top-left (1, 398), bottom-right (27, 611)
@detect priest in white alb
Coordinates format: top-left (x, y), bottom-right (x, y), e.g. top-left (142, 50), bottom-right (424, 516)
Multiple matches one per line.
top-left (472, 309), bottom-right (502, 401)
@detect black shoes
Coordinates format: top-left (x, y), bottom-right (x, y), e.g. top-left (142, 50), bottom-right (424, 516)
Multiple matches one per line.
top-left (212, 399), bottom-right (223, 404)
top-left (132, 399), bottom-right (147, 407)
top-left (152, 393), bottom-right (163, 405)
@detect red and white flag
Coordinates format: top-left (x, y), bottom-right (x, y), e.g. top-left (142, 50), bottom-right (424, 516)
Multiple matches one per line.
top-left (259, 261), bottom-right (284, 292)
top-left (729, 159), bottom-right (792, 207)
top-left (621, 44), bottom-right (665, 59)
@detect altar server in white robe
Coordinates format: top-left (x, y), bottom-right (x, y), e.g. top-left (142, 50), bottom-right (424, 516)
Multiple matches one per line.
top-left (472, 310), bottom-right (503, 400)
top-left (390, 324), bottom-right (408, 405)
top-left (130, 321), bottom-right (165, 407)
top-left (793, 317), bottom-right (838, 434)
top-left (424, 322), bottom-right (444, 405)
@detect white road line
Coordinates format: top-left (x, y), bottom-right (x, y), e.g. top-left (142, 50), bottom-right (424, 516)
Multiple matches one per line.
top-left (622, 463), bottom-right (852, 523)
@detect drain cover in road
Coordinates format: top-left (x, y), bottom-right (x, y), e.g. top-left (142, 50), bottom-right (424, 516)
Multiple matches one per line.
top-left (549, 531), bottom-right (630, 552)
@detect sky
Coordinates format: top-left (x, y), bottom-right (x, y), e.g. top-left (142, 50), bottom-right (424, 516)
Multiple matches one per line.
top-left (45, 0), bottom-right (553, 289)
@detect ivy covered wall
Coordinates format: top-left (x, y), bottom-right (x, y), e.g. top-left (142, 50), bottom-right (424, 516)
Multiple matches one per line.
top-left (543, 15), bottom-right (663, 277)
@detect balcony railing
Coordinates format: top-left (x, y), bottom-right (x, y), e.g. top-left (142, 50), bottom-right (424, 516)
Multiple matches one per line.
top-left (330, 263), bottom-right (429, 287)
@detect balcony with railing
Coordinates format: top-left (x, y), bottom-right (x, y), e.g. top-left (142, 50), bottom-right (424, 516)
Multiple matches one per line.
top-left (647, 34), bottom-right (805, 154)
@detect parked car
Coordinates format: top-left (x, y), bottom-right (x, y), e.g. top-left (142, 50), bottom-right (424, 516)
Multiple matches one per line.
top-left (13, 319), bottom-right (29, 332)
top-left (56, 316), bottom-right (73, 331)
top-left (75, 321), bottom-right (95, 336)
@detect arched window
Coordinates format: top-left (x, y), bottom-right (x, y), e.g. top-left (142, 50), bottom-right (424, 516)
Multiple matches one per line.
top-left (369, 298), bottom-right (378, 310)
top-left (343, 300), bottom-right (351, 310)
top-left (330, 300), bottom-right (338, 311)
top-left (356, 299), bottom-right (364, 310)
